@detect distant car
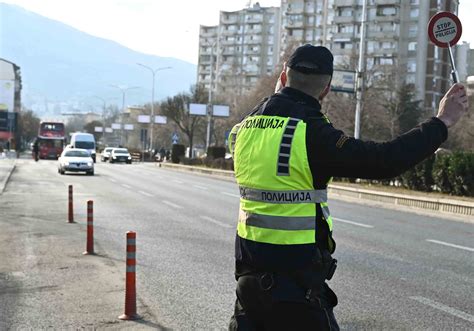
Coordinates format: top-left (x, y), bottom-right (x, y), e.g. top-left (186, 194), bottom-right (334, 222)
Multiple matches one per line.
top-left (109, 148), bottom-right (132, 164)
top-left (58, 148), bottom-right (94, 175)
top-left (101, 147), bottom-right (114, 162)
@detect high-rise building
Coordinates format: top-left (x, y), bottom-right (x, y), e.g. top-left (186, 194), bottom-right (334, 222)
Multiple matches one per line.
top-left (280, 0), bottom-right (333, 48)
top-left (197, 3), bottom-right (280, 96)
top-left (198, 0), bottom-right (461, 113)
top-left (279, 0), bottom-right (459, 113)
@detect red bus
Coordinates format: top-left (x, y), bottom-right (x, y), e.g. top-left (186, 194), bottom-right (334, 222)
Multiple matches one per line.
top-left (37, 121), bottom-right (65, 159)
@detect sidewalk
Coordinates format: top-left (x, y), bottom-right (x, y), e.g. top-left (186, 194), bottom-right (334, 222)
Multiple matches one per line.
top-left (0, 158), bottom-right (16, 194)
top-left (0, 160), bottom-right (167, 330)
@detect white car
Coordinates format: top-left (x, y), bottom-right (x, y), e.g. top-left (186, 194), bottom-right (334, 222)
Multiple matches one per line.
top-left (58, 148), bottom-right (94, 175)
top-left (101, 147), bottom-right (114, 162)
top-left (109, 148), bottom-right (132, 164)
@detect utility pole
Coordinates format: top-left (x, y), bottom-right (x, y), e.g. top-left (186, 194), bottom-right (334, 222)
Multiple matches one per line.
top-left (110, 85), bottom-right (139, 146)
top-left (354, 0), bottom-right (368, 139)
top-left (92, 96), bottom-right (107, 145)
top-left (136, 64), bottom-right (171, 154)
top-left (206, 42), bottom-right (217, 151)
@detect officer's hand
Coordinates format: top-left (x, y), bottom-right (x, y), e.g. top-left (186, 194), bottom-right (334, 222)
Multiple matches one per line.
top-left (436, 83), bottom-right (469, 128)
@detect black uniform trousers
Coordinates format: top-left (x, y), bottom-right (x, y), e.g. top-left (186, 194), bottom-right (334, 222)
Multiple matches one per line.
top-left (229, 272), bottom-right (340, 331)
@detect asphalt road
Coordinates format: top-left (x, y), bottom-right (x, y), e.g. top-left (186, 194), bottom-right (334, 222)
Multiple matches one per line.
top-left (2, 158), bottom-right (473, 330)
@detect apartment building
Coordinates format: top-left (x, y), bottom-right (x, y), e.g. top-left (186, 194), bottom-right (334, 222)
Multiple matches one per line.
top-left (280, 0), bottom-right (333, 48)
top-left (286, 0), bottom-right (458, 113)
top-left (198, 0), bottom-right (461, 113)
top-left (197, 3), bottom-right (280, 96)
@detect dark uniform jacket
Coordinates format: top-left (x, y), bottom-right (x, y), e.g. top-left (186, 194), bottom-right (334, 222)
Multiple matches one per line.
top-left (235, 86), bottom-right (448, 275)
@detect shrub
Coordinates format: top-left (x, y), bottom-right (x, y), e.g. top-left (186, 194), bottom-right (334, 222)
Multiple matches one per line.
top-left (171, 144), bottom-right (185, 164)
top-left (399, 155), bottom-right (435, 191)
top-left (207, 146), bottom-right (226, 159)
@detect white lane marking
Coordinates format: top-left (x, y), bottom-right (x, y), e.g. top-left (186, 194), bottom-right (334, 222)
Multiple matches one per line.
top-left (162, 200), bottom-right (183, 209)
top-left (333, 217), bottom-right (374, 228)
top-left (221, 192), bottom-right (240, 198)
top-left (410, 296), bottom-right (474, 323)
top-left (108, 178), bottom-right (117, 183)
top-left (121, 184), bottom-right (132, 189)
top-left (200, 215), bottom-right (233, 229)
top-left (193, 185), bottom-right (208, 190)
top-left (172, 179), bottom-right (184, 184)
top-left (426, 239), bottom-right (474, 252)
top-left (138, 190), bottom-right (154, 197)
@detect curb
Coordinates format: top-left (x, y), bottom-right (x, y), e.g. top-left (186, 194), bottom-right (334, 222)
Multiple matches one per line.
top-left (156, 162), bottom-right (473, 218)
top-left (0, 160), bottom-right (16, 195)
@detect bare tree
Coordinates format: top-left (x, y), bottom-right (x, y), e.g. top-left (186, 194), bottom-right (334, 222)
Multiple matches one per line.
top-left (160, 85), bottom-right (207, 157)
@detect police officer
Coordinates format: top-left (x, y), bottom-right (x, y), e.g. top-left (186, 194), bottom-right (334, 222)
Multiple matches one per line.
top-left (228, 44), bottom-right (468, 330)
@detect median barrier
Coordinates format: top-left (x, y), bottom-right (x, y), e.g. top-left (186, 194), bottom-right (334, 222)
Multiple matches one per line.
top-left (83, 200), bottom-right (95, 255)
top-left (119, 231), bottom-right (140, 320)
top-left (68, 185), bottom-right (75, 223)
top-left (157, 163), bottom-right (474, 218)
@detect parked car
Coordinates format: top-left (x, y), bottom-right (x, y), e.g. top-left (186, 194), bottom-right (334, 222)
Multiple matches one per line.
top-left (58, 148), bottom-right (94, 175)
top-left (101, 147), bottom-right (114, 162)
top-left (109, 148), bottom-right (132, 164)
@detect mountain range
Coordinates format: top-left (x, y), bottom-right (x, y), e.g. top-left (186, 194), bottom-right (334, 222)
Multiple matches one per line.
top-left (0, 2), bottom-right (197, 117)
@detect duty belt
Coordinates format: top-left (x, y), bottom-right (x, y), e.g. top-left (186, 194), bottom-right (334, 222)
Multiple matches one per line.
top-left (239, 186), bottom-right (328, 204)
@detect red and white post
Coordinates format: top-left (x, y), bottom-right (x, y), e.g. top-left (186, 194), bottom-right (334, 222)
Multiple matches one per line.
top-left (83, 200), bottom-right (94, 255)
top-left (68, 185), bottom-right (74, 223)
top-left (119, 231), bottom-right (140, 320)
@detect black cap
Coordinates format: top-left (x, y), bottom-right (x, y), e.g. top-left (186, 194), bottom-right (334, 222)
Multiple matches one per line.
top-left (287, 44), bottom-right (333, 76)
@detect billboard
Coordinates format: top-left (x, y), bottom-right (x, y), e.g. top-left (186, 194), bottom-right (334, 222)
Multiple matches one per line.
top-left (212, 105), bottom-right (230, 117)
top-left (189, 103), bottom-right (207, 116)
top-left (331, 70), bottom-right (356, 93)
top-left (138, 115), bottom-right (151, 123)
top-left (0, 80), bottom-right (15, 111)
top-left (154, 115), bottom-right (167, 124)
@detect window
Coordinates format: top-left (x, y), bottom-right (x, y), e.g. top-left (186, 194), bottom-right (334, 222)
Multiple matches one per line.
top-left (409, 24), bottom-right (418, 37)
top-left (410, 8), bottom-right (419, 18)
top-left (380, 58), bottom-right (393, 65)
top-left (407, 60), bottom-right (416, 73)
top-left (408, 42), bottom-right (417, 51)
top-left (339, 7), bottom-right (352, 17)
top-left (377, 6), bottom-right (397, 16)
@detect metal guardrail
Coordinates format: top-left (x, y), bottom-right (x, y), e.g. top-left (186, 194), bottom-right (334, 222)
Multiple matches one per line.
top-left (328, 185), bottom-right (474, 217)
top-left (158, 163), bottom-right (474, 217)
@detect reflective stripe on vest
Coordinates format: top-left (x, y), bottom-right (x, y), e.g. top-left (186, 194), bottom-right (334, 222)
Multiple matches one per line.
top-left (239, 186), bottom-right (327, 204)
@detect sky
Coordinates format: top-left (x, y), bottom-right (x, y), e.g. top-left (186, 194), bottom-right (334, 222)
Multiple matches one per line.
top-left (2, 0), bottom-right (473, 65)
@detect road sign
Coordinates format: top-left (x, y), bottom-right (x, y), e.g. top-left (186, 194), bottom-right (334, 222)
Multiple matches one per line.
top-left (124, 124), bottom-right (134, 131)
top-left (428, 12), bottom-right (462, 48)
top-left (212, 105), bottom-right (230, 117)
top-left (172, 132), bottom-right (179, 144)
top-left (111, 123), bottom-right (121, 129)
top-left (428, 11), bottom-right (462, 83)
top-left (94, 127), bottom-right (103, 132)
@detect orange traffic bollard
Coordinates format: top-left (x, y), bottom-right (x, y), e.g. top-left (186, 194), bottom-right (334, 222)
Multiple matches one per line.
top-left (83, 200), bottom-right (95, 255)
top-left (119, 231), bottom-right (140, 320)
top-left (68, 185), bottom-right (74, 223)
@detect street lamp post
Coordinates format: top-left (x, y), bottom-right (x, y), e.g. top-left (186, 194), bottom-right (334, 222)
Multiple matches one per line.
top-left (136, 64), bottom-right (171, 154)
top-left (110, 85), bottom-right (140, 146)
top-left (92, 96), bottom-right (107, 145)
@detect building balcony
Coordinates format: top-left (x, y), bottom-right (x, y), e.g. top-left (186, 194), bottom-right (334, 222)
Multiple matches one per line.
top-left (366, 31), bottom-right (398, 40)
top-left (334, 0), bottom-right (358, 7)
top-left (331, 48), bottom-right (355, 56)
top-left (372, 15), bottom-right (400, 23)
top-left (377, 0), bottom-right (400, 5)
top-left (370, 48), bottom-right (398, 57)
top-left (333, 16), bottom-right (357, 24)
top-left (332, 32), bottom-right (355, 40)
top-left (221, 16), bottom-right (239, 24)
